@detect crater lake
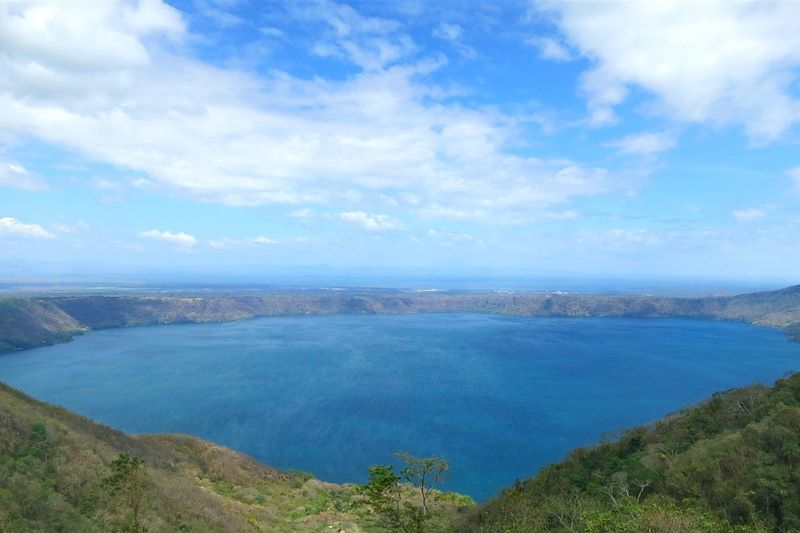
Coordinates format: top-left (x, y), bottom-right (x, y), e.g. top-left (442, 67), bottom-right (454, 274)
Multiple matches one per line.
top-left (0, 314), bottom-right (798, 501)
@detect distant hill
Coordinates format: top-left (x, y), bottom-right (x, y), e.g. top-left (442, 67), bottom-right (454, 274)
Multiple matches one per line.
top-left (3, 285), bottom-right (800, 353)
top-left (0, 298), bottom-right (86, 352)
top-left (459, 371), bottom-right (800, 532)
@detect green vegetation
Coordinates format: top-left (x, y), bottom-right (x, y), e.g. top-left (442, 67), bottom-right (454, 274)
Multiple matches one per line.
top-left (460, 372), bottom-right (800, 532)
top-left (358, 453), bottom-right (465, 532)
top-left (102, 453), bottom-right (149, 531)
top-left (1, 363), bottom-right (798, 531)
top-left (0, 381), bottom-right (471, 532)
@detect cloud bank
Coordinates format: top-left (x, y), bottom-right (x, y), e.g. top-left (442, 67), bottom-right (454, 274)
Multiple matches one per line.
top-left (0, 216), bottom-right (55, 239)
top-left (0, 0), bottom-right (618, 225)
top-left (539, 0), bottom-right (800, 141)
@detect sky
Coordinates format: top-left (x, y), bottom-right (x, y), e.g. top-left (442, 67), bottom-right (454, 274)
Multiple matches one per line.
top-left (1, 0), bottom-right (800, 283)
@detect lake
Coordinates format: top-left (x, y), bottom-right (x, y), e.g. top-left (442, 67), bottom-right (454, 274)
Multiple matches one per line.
top-left (0, 314), bottom-right (798, 501)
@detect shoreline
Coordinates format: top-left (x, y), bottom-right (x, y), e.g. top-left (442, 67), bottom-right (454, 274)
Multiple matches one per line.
top-left (2, 286), bottom-right (800, 354)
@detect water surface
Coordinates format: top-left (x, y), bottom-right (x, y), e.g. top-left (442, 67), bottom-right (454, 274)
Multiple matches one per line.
top-left (0, 314), bottom-right (797, 501)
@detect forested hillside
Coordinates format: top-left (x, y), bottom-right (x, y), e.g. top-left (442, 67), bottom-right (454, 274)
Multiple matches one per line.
top-left (461, 372), bottom-right (800, 532)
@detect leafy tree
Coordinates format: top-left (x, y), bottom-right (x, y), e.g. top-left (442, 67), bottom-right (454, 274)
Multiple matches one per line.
top-left (358, 464), bottom-right (403, 530)
top-left (102, 453), bottom-right (149, 531)
top-left (359, 453), bottom-right (450, 532)
top-left (395, 453), bottom-right (450, 517)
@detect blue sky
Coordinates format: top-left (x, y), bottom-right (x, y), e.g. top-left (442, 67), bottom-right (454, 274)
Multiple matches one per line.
top-left (1, 0), bottom-right (800, 282)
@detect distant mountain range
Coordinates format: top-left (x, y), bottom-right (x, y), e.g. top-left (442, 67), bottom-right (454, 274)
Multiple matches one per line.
top-left (2, 284), bottom-right (800, 353)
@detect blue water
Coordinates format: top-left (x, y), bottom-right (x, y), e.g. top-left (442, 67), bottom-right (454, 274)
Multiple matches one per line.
top-left (0, 314), bottom-right (798, 501)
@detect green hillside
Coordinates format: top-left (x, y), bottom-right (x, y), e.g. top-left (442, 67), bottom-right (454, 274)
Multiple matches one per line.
top-left (2, 369), bottom-right (798, 532)
top-left (0, 382), bottom-right (472, 532)
top-left (460, 372), bottom-right (800, 532)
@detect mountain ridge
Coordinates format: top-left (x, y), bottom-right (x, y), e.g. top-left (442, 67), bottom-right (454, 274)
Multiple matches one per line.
top-left (3, 284), bottom-right (800, 354)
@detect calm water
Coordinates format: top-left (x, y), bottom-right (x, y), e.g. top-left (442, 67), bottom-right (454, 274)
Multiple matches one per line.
top-left (0, 314), bottom-right (798, 501)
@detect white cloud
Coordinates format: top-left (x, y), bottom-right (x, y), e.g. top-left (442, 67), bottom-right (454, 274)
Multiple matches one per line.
top-left (0, 216), bottom-right (55, 239)
top-left (138, 229), bottom-right (197, 247)
top-left (209, 236), bottom-right (278, 249)
top-left (526, 36), bottom-right (572, 62)
top-left (433, 22), bottom-right (462, 41)
top-left (298, 0), bottom-right (414, 71)
top-left (609, 131), bottom-right (676, 156)
top-left (732, 208), bottom-right (768, 221)
top-left (0, 1), bottom-right (624, 226)
top-left (340, 211), bottom-right (404, 231)
top-left (538, 1), bottom-right (800, 140)
top-left (0, 162), bottom-right (48, 190)
top-left (432, 22), bottom-right (476, 58)
top-left (0, 0), bottom-right (183, 74)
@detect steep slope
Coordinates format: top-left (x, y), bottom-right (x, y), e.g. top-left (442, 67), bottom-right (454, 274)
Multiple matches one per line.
top-left (0, 298), bottom-right (86, 352)
top-left (723, 284), bottom-right (800, 338)
top-left (460, 372), bottom-right (800, 532)
top-left (0, 381), bottom-right (369, 532)
top-left (0, 381), bottom-right (474, 532)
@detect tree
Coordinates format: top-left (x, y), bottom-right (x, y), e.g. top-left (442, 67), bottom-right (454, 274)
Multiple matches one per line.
top-left (102, 453), bottom-right (149, 531)
top-left (395, 453), bottom-right (450, 517)
top-left (359, 453), bottom-right (451, 532)
top-left (358, 464), bottom-right (403, 530)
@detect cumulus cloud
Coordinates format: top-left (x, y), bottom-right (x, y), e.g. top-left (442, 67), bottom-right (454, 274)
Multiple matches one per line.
top-left (538, 1), bottom-right (800, 140)
top-left (138, 229), bottom-right (197, 246)
top-left (609, 131), bottom-right (677, 156)
top-left (0, 162), bottom-right (47, 191)
top-left (0, 0), bottom-right (623, 226)
top-left (340, 211), bottom-right (404, 231)
top-left (0, 216), bottom-right (55, 239)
